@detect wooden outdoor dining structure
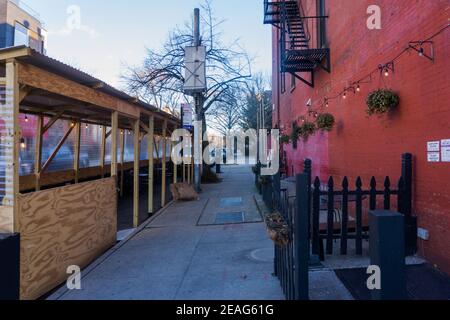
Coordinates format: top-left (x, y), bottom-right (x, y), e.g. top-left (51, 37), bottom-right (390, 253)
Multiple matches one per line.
top-left (0, 46), bottom-right (189, 299)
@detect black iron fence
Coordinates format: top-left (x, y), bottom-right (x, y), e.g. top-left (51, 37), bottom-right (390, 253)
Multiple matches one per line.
top-left (311, 153), bottom-right (416, 260)
top-left (265, 153), bottom-right (417, 300)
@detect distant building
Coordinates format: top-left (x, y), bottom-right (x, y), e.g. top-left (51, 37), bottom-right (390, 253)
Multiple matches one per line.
top-left (0, 0), bottom-right (46, 53)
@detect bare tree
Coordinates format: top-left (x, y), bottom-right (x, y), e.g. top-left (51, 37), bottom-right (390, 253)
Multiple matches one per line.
top-left (122, 0), bottom-right (251, 130)
top-left (207, 86), bottom-right (244, 135)
top-left (241, 72), bottom-right (272, 130)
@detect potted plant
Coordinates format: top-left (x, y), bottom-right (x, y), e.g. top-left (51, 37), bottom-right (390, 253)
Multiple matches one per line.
top-left (316, 113), bottom-right (335, 131)
top-left (298, 121), bottom-right (317, 141)
top-left (280, 135), bottom-right (290, 145)
top-left (366, 89), bottom-right (400, 115)
top-left (265, 212), bottom-right (290, 247)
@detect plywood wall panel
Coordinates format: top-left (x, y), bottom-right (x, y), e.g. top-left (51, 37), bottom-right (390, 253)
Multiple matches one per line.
top-left (18, 178), bottom-right (117, 300)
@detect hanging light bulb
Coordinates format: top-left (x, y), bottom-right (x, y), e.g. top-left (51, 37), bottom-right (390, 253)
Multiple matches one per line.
top-left (24, 115), bottom-right (29, 123)
top-left (418, 47), bottom-right (424, 57)
top-left (356, 84), bottom-right (361, 92)
top-left (71, 122), bottom-right (75, 127)
top-left (325, 100), bottom-right (329, 108)
top-left (120, 130), bottom-right (124, 135)
top-left (85, 124), bottom-right (89, 129)
top-left (20, 138), bottom-right (26, 149)
top-left (343, 92), bottom-right (347, 99)
top-left (384, 68), bottom-right (389, 77)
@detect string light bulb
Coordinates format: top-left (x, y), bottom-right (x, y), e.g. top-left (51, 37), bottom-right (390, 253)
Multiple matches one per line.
top-left (20, 138), bottom-right (26, 149)
top-left (418, 47), bottom-right (424, 57)
top-left (356, 84), bottom-right (361, 92)
top-left (325, 99), bottom-right (329, 107)
top-left (384, 68), bottom-right (390, 77)
top-left (343, 92), bottom-right (347, 99)
top-left (25, 115), bottom-right (29, 123)
top-left (85, 124), bottom-right (89, 129)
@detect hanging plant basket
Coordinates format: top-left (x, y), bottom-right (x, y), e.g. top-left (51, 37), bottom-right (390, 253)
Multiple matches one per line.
top-left (280, 135), bottom-right (290, 145)
top-left (265, 212), bottom-right (291, 247)
top-left (366, 89), bottom-right (400, 115)
top-left (298, 121), bottom-right (317, 141)
top-left (316, 113), bottom-right (335, 131)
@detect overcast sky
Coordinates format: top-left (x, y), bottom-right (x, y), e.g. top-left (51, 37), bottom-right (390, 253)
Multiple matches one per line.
top-left (24, 0), bottom-right (272, 89)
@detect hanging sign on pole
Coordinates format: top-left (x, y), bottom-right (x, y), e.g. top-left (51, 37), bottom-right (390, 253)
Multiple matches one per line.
top-left (181, 103), bottom-right (194, 131)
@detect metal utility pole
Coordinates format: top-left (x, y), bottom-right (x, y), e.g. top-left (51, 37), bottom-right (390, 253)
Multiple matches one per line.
top-left (184, 8), bottom-right (206, 193)
top-left (193, 8), bottom-right (202, 193)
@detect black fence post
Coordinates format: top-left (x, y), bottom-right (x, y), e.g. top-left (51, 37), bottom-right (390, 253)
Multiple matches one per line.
top-left (0, 234), bottom-right (20, 300)
top-left (303, 159), bottom-right (312, 188)
top-left (369, 211), bottom-right (406, 300)
top-left (273, 170), bottom-right (281, 210)
top-left (295, 173), bottom-right (310, 300)
top-left (401, 153), bottom-right (412, 217)
top-left (401, 153), bottom-right (417, 256)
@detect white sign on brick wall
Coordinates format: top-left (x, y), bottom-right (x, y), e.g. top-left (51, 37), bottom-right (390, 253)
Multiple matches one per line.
top-left (441, 139), bottom-right (450, 162)
top-left (427, 141), bottom-right (440, 152)
top-left (428, 152), bottom-right (440, 162)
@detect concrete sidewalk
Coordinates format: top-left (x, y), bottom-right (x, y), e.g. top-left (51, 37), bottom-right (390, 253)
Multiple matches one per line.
top-left (49, 165), bottom-right (285, 300)
top-left (49, 165), bottom-right (354, 300)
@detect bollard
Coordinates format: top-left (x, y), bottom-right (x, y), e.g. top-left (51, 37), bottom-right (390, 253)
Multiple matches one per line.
top-left (369, 211), bottom-right (406, 300)
top-left (0, 233), bottom-right (20, 300)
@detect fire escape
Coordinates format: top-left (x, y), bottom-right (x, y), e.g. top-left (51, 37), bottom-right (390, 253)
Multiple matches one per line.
top-left (264, 0), bottom-right (330, 87)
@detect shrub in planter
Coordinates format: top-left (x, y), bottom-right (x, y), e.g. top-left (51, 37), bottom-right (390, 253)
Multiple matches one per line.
top-left (366, 89), bottom-right (400, 115)
top-left (280, 135), bottom-right (290, 145)
top-left (265, 212), bottom-right (290, 246)
top-left (259, 175), bottom-right (271, 185)
top-left (316, 113), bottom-right (335, 131)
top-left (298, 121), bottom-right (317, 141)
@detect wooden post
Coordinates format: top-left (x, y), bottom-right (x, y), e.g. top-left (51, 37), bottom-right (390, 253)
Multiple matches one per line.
top-left (73, 122), bottom-right (81, 183)
top-left (148, 116), bottom-right (155, 214)
top-left (191, 152), bottom-right (195, 185)
top-left (119, 129), bottom-right (125, 197)
top-left (34, 116), bottom-right (43, 191)
top-left (172, 136), bottom-right (177, 184)
top-left (0, 61), bottom-right (20, 233)
top-left (100, 125), bottom-right (106, 178)
top-left (111, 112), bottom-right (118, 178)
top-left (133, 118), bottom-right (140, 228)
top-left (161, 120), bottom-right (167, 207)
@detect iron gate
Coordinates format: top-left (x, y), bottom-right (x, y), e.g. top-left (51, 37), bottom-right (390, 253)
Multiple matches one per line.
top-left (272, 172), bottom-right (310, 300)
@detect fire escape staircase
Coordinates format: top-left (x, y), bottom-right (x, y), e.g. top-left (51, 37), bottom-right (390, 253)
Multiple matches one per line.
top-left (264, 0), bottom-right (331, 87)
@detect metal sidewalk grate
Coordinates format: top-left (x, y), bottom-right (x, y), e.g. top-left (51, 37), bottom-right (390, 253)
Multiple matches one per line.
top-left (215, 212), bottom-right (245, 224)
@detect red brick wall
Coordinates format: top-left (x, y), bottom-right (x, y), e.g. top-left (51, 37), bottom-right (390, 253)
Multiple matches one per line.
top-left (273, 0), bottom-right (450, 273)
